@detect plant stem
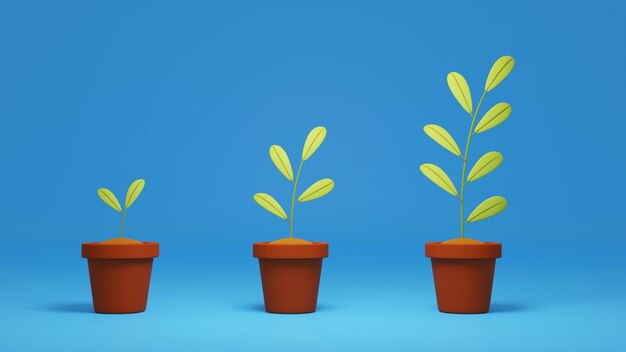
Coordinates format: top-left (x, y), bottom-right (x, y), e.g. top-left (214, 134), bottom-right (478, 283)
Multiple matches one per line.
top-left (459, 90), bottom-right (487, 238)
top-left (289, 160), bottom-right (305, 239)
top-left (119, 209), bottom-right (127, 238)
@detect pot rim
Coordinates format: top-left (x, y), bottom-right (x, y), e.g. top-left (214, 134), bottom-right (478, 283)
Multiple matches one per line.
top-left (253, 241), bottom-right (328, 259)
top-left (425, 241), bottom-right (501, 259)
top-left (82, 241), bottom-right (159, 259)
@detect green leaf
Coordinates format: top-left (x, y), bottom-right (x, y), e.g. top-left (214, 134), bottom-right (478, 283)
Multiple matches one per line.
top-left (423, 124), bottom-right (461, 156)
top-left (298, 178), bottom-right (334, 202)
top-left (269, 145), bottom-right (293, 181)
top-left (447, 72), bottom-right (473, 114)
top-left (125, 179), bottom-right (145, 209)
top-left (467, 152), bottom-right (503, 182)
top-left (97, 188), bottom-right (122, 212)
top-left (302, 126), bottom-right (327, 161)
top-left (254, 193), bottom-right (288, 220)
top-left (485, 56), bottom-right (515, 92)
top-left (475, 103), bottom-right (511, 134)
top-left (420, 164), bottom-right (458, 197)
top-left (467, 196), bottom-right (508, 223)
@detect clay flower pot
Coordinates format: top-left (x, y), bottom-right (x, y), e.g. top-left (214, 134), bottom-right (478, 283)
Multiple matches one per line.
top-left (253, 242), bottom-right (328, 314)
top-left (425, 241), bottom-right (501, 314)
top-left (82, 241), bottom-right (159, 314)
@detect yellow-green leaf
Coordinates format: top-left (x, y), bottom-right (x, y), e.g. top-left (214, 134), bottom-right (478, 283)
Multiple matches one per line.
top-left (468, 152), bottom-right (503, 182)
top-left (302, 126), bottom-right (327, 161)
top-left (298, 178), bottom-right (334, 202)
top-left (467, 196), bottom-right (508, 223)
top-left (269, 145), bottom-right (293, 181)
top-left (97, 188), bottom-right (122, 212)
top-left (475, 103), bottom-right (511, 134)
top-left (485, 56), bottom-right (515, 92)
top-left (419, 164), bottom-right (458, 197)
top-left (447, 72), bottom-right (472, 114)
top-left (254, 193), bottom-right (288, 220)
top-left (423, 124), bottom-right (461, 156)
top-left (125, 179), bottom-right (145, 209)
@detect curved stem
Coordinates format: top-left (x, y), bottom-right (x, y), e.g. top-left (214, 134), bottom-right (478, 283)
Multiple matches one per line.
top-left (119, 209), bottom-right (127, 238)
top-left (289, 160), bottom-right (305, 239)
top-left (459, 90), bottom-right (487, 238)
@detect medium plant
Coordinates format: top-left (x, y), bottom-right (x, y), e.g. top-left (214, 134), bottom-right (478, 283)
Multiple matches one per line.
top-left (97, 179), bottom-right (146, 238)
top-left (420, 56), bottom-right (515, 240)
top-left (254, 126), bottom-right (335, 240)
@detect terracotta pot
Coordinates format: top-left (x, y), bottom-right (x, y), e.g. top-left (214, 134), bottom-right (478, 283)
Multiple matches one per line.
top-left (425, 241), bottom-right (502, 314)
top-left (82, 242), bottom-right (159, 314)
top-left (253, 242), bottom-right (328, 314)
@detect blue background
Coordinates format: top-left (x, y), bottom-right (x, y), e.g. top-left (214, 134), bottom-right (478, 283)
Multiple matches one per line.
top-left (1, 0), bottom-right (625, 350)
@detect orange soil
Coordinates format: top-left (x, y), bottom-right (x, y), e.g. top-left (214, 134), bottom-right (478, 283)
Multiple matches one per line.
top-left (441, 237), bottom-right (484, 245)
top-left (99, 238), bottom-right (144, 245)
top-left (269, 238), bottom-right (313, 245)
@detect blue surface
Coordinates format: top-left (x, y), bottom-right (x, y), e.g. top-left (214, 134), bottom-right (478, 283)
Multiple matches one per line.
top-left (1, 0), bottom-right (626, 351)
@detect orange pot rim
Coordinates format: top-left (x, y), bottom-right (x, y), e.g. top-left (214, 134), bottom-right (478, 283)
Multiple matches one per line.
top-left (253, 242), bottom-right (328, 259)
top-left (82, 242), bottom-right (160, 259)
top-left (425, 241), bottom-right (501, 259)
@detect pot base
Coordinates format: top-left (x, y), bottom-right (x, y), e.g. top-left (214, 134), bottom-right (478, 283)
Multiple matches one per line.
top-left (87, 258), bottom-right (154, 314)
top-left (426, 242), bottom-right (501, 314)
top-left (431, 258), bottom-right (496, 314)
top-left (253, 242), bottom-right (328, 314)
top-left (82, 242), bottom-right (159, 314)
top-left (259, 258), bottom-right (322, 314)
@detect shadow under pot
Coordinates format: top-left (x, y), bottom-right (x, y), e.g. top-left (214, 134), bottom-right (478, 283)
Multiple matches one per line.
top-left (253, 242), bottom-right (328, 314)
top-left (82, 242), bottom-right (159, 314)
top-left (425, 242), bottom-right (502, 314)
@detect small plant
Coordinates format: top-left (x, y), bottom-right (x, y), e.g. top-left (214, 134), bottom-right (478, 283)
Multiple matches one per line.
top-left (420, 56), bottom-right (515, 242)
top-left (254, 126), bottom-right (334, 242)
top-left (97, 179), bottom-right (146, 239)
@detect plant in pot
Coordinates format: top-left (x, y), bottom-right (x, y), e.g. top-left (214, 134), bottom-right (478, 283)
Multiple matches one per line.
top-left (420, 56), bottom-right (515, 314)
top-left (253, 126), bottom-right (335, 314)
top-left (81, 179), bottom-right (159, 314)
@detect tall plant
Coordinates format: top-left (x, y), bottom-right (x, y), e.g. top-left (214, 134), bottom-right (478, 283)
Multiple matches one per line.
top-left (254, 126), bottom-right (335, 239)
top-left (420, 56), bottom-right (515, 238)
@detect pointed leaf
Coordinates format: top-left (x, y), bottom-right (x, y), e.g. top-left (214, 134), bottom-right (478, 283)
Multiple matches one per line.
top-left (423, 124), bottom-right (461, 156)
top-left (485, 56), bottom-right (515, 92)
top-left (420, 164), bottom-right (458, 197)
top-left (475, 103), bottom-right (511, 134)
top-left (269, 145), bottom-right (293, 181)
top-left (298, 178), bottom-right (334, 202)
top-left (447, 72), bottom-right (472, 114)
top-left (467, 196), bottom-right (508, 223)
top-left (97, 188), bottom-right (122, 212)
top-left (254, 193), bottom-right (288, 219)
top-left (302, 126), bottom-right (327, 161)
top-left (468, 152), bottom-right (503, 182)
top-left (125, 179), bottom-right (145, 209)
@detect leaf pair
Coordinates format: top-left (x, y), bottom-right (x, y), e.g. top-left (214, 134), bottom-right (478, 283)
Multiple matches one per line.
top-left (270, 126), bottom-right (327, 182)
top-left (417, 165), bottom-right (507, 222)
top-left (98, 179), bottom-right (145, 212)
top-left (424, 102), bottom-right (510, 156)
top-left (420, 151), bottom-right (503, 195)
top-left (254, 179), bottom-right (335, 220)
top-left (447, 56), bottom-right (515, 114)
